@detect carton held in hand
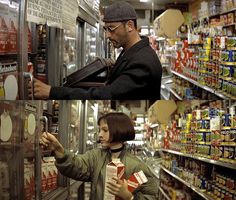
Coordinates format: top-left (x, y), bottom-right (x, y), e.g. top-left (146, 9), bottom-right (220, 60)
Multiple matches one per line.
top-left (104, 158), bottom-right (125, 200)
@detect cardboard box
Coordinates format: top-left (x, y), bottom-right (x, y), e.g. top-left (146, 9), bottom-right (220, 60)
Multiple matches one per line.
top-left (154, 9), bottom-right (185, 38)
top-left (148, 100), bottom-right (177, 124)
top-left (104, 159), bottom-right (125, 200)
top-left (127, 170), bottom-right (148, 192)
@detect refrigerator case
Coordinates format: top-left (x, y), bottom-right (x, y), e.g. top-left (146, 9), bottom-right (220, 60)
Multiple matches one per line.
top-left (0, 101), bottom-right (43, 200)
top-left (0, 101), bottom-right (23, 200)
top-left (0, 1), bottom-right (20, 100)
top-left (23, 101), bottom-right (43, 200)
top-left (27, 23), bottom-right (63, 88)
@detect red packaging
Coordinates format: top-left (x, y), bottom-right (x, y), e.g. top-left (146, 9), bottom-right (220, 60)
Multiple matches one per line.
top-left (0, 2), bottom-right (9, 54)
top-left (104, 159), bottom-right (125, 200)
top-left (28, 24), bottom-right (32, 53)
top-left (127, 170), bottom-right (148, 192)
top-left (8, 5), bottom-right (17, 53)
top-left (8, 20), bottom-right (17, 53)
top-left (0, 16), bottom-right (9, 54)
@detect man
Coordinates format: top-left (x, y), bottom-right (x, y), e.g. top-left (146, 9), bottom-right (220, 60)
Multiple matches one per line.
top-left (30, 1), bottom-right (162, 99)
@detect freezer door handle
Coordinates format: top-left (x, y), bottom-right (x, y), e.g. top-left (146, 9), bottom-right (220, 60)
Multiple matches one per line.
top-left (23, 72), bottom-right (34, 100)
top-left (63, 63), bottom-right (67, 85)
top-left (40, 116), bottom-right (48, 135)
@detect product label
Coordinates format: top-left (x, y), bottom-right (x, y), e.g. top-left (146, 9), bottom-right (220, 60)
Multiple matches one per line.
top-left (104, 159), bottom-right (125, 200)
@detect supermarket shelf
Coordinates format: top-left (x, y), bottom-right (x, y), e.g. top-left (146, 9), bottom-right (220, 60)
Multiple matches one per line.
top-left (161, 91), bottom-right (169, 100)
top-left (171, 70), bottom-right (229, 100)
top-left (222, 23), bottom-right (236, 28)
top-left (161, 166), bottom-right (190, 187)
top-left (162, 75), bottom-right (173, 79)
top-left (165, 84), bottom-right (183, 100)
top-left (161, 149), bottom-right (236, 170)
top-left (209, 7), bottom-right (236, 18)
top-left (159, 187), bottom-right (171, 200)
top-left (148, 166), bottom-right (160, 179)
top-left (161, 166), bottom-right (215, 200)
top-left (188, 43), bottom-right (203, 46)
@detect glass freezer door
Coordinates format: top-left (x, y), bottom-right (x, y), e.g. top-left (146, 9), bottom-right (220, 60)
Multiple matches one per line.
top-left (63, 30), bottom-right (77, 77)
top-left (0, 101), bottom-right (24, 200)
top-left (85, 101), bottom-right (98, 151)
top-left (84, 23), bottom-right (97, 66)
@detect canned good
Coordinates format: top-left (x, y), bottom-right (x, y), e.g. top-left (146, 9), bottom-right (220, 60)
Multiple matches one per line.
top-left (227, 37), bottom-right (236, 50)
top-left (201, 109), bottom-right (210, 119)
top-left (227, 82), bottom-right (233, 95)
top-left (219, 65), bottom-right (224, 77)
top-left (221, 50), bottom-right (236, 63)
top-left (231, 83), bottom-right (236, 97)
top-left (223, 146), bottom-right (234, 160)
top-left (229, 129), bottom-right (236, 142)
top-left (222, 114), bottom-right (231, 128)
top-left (221, 190), bottom-right (226, 199)
top-left (217, 78), bottom-right (223, 90)
top-left (214, 36), bottom-right (221, 48)
top-left (199, 49), bottom-right (210, 61)
top-left (197, 120), bottom-right (202, 129)
top-left (205, 132), bottom-right (211, 142)
top-left (204, 120), bottom-right (210, 129)
top-left (200, 177), bottom-right (207, 190)
top-left (222, 80), bottom-right (228, 93)
top-left (207, 180), bottom-right (213, 192)
top-left (226, 177), bottom-right (235, 191)
top-left (223, 65), bottom-right (234, 80)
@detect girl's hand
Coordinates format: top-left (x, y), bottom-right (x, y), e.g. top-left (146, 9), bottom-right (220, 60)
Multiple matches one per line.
top-left (106, 177), bottom-right (133, 200)
top-left (40, 132), bottom-right (65, 158)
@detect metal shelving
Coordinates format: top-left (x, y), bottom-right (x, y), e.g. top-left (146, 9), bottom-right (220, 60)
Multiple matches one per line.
top-left (158, 186), bottom-right (171, 200)
top-left (161, 149), bottom-right (236, 170)
top-left (209, 7), bottom-right (236, 18)
top-left (161, 166), bottom-right (215, 200)
top-left (171, 70), bottom-right (230, 100)
top-left (165, 84), bottom-right (183, 100)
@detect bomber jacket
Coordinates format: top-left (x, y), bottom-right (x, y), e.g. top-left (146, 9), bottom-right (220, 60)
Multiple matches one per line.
top-left (55, 147), bottom-right (159, 199)
top-left (50, 37), bottom-right (162, 100)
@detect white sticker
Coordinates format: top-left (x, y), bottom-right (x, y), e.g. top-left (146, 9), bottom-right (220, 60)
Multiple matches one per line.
top-left (0, 112), bottom-right (12, 142)
top-left (27, 113), bottom-right (36, 135)
top-left (4, 74), bottom-right (18, 100)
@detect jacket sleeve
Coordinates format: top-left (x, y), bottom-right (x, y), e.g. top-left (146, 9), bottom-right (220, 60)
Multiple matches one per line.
top-left (131, 161), bottom-right (159, 199)
top-left (55, 150), bottom-right (96, 182)
top-left (49, 63), bottom-right (151, 100)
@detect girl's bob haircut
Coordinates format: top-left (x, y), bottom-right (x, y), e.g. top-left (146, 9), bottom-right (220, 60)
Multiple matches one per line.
top-left (98, 112), bottom-right (135, 142)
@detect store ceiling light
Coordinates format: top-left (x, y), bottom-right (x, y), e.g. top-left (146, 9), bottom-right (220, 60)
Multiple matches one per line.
top-left (140, 0), bottom-right (148, 2)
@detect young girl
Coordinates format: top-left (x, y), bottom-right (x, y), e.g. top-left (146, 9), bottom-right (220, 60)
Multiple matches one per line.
top-left (40, 112), bottom-right (158, 200)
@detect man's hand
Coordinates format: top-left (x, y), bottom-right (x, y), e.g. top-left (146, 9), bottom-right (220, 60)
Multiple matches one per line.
top-left (106, 177), bottom-right (133, 200)
top-left (28, 78), bottom-right (51, 99)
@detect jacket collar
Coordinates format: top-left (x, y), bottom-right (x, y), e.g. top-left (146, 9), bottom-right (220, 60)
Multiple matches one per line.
top-left (108, 36), bottom-right (149, 80)
top-left (121, 36), bottom-right (149, 61)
